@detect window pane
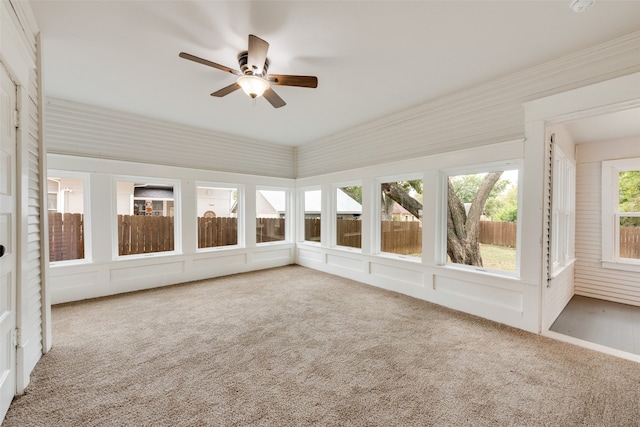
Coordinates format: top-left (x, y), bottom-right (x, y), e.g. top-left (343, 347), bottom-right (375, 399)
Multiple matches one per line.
top-left (618, 171), bottom-right (640, 213)
top-left (304, 190), bottom-right (321, 242)
top-left (337, 186), bottom-right (362, 249)
top-left (447, 170), bottom-right (518, 272)
top-left (381, 180), bottom-right (422, 257)
top-left (256, 189), bottom-right (286, 243)
top-left (619, 216), bottom-right (640, 260)
top-left (48, 176), bottom-right (85, 262)
top-left (117, 181), bottom-right (175, 255)
top-left (197, 186), bottom-right (238, 248)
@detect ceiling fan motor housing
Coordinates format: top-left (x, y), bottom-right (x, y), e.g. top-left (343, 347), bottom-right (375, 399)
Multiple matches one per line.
top-left (238, 51), bottom-right (269, 76)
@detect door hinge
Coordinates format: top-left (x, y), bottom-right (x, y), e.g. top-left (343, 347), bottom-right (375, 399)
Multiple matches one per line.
top-left (12, 328), bottom-right (20, 347)
top-left (13, 109), bottom-right (20, 129)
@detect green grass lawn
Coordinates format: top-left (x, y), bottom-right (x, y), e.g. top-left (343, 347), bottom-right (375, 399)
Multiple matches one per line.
top-left (480, 243), bottom-right (517, 272)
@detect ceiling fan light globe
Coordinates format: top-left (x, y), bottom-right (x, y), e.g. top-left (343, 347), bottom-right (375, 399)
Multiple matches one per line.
top-left (237, 75), bottom-right (270, 99)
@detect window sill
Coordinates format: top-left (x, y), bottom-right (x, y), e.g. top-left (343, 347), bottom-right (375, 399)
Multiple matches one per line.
top-left (333, 245), bottom-right (362, 253)
top-left (550, 258), bottom-right (576, 279)
top-left (115, 250), bottom-right (181, 261)
top-left (601, 260), bottom-right (640, 273)
top-left (256, 241), bottom-right (291, 247)
top-left (442, 262), bottom-right (519, 280)
top-left (377, 252), bottom-right (422, 263)
top-left (49, 258), bottom-right (91, 268)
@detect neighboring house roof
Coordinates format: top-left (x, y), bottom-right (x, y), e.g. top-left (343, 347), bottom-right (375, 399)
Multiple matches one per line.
top-left (392, 203), bottom-right (412, 216)
top-left (336, 189), bottom-right (362, 214)
top-left (302, 189), bottom-right (361, 214)
top-left (260, 190), bottom-right (286, 213)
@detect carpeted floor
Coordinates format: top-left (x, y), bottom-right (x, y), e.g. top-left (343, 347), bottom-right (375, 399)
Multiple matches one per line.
top-left (3, 265), bottom-right (640, 426)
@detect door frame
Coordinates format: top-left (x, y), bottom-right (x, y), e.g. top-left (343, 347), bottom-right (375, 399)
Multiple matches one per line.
top-left (524, 71), bottom-right (640, 362)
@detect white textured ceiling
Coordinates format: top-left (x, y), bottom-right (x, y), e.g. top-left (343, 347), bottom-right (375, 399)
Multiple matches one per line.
top-left (29, 1), bottom-right (640, 146)
top-left (564, 108), bottom-right (640, 144)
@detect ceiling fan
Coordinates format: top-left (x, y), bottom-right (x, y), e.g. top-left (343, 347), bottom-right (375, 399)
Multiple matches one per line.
top-left (179, 34), bottom-right (318, 108)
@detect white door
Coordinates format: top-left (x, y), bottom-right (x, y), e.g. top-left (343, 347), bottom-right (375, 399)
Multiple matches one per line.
top-left (0, 63), bottom-right (17, 420)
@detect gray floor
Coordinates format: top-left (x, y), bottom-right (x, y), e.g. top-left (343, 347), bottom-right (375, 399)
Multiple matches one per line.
top-left (550, 295), bottom-right (640, 356)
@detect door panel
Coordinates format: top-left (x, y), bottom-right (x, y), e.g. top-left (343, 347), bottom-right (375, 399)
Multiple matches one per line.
top-left (0, 63), bottom-right (17, 420)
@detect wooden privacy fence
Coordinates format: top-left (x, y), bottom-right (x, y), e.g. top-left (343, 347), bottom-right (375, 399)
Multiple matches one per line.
top-left (257, 217), bottom-right (285, 243)
top-left (305, 218), bottom-right (322, 242)
top-left (49, 212), bottom-right (84, 262)
top-left (336, 219), bottom-right (362, 249)
top-left (306, 219), bottom-right (422, 255)
top-left (479, 220), bottom-right (517, 248)
top-left (119, 215), bottom-right (174, 255)
top-left (197, 216), bottom-right (237, 248)
top-left (58, 213), bottom-right (602, 259)
top-left (620, 226), bottom-right (640, 259)
top-left (381, 221), bottom-right (422, 254)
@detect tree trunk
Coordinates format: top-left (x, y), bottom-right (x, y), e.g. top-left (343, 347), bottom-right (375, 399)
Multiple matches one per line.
top-left (381, 182), bottom-right (423, 220)
top-left (381, 195), bottom-right (395, 221)
top-left (447, 171), bottom-right (503, 266)
top-left (378, 175), bottom-right (502, 268)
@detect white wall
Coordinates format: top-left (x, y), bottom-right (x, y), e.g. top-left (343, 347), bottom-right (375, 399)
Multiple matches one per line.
top-left (47, 154), bottom-right (295, 304)
top-left (45, 97), bottom-right (296, 179)
top-left (575, 136), bottom-right (640, 306)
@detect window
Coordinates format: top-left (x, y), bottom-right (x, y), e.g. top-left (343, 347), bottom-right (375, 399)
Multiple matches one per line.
top-left (336, 185), bottom-right (362, 249)
top-left (48, 173), bottom-right (88, 263)
top-left (304, 189), bottom-right (321, 243)
top-left (550, 145), bottom-right (575, 275)
top-left (116, 180), bottom-right (177, 256)
top-left (380, 178), bottom-right (422, 257)
top-left (256, 188), bottom-right (287, 243)
top-left (444, 166), bottom-right (519, 274)
top-left (197, 185), bottom-right (240, 249)
top-left (602, 158), bottom-right (640, 271)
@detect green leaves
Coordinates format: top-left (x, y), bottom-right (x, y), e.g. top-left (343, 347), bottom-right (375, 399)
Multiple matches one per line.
top-left (619, 170), bottom-right (640, 213)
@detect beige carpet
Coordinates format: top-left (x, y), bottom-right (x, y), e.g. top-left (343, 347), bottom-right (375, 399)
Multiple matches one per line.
top-left (4, 265), bottom-right (640, 426)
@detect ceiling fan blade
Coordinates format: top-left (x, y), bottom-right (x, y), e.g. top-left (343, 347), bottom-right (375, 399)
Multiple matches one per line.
top-left (263, 87), bottom-right (286, 108)
top-left (179, 52), bottom-right (242, 76)
top-left (211, 83), bottom-right (241, 97)
top-left (248, 34), bottom-right (269, 75)
top-left (266, 74), bottom-right (318, 88)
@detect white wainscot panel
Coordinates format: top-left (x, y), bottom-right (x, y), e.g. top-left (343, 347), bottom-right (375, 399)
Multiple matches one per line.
top-left (298, 247), bottom-right (324, 263)
top-left (252, 248), bottom-right (292, 263)
top-left (192, 253), bottom-right (247, 270)
top-left (49, 267), bottom-right (103, 304)
top-left (326, 253), bottom-right (364, 273)
top-left (433, 275), bottom-right (523, 312)
top-left (370, 263), bottom-right (424, 287)
top-left (50, 268), bottom-right (99, 288)
top-left (111, 261), bottom-right (185, 282)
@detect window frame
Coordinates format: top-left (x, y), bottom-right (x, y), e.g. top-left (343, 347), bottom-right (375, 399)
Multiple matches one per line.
top-left (112, 175), bottom-right (181, 260)
top-left (255, 186), bottom-right (290, 245)
top-left (376, 173), bottom-right (423, 261)
top-left (601, 157), bottom-right (640, 272)
top-left (332, 181), bottom-right (363, 251)
top-left (195, 182), bottom-right (244, 251)
top-left (47, 170), bottom-right (92, 266)
top-left (299, 186), bottom-right (322, 245)
top-left (439, 160), bottom-right (522, 277)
